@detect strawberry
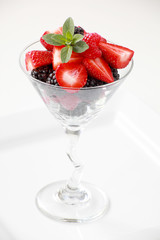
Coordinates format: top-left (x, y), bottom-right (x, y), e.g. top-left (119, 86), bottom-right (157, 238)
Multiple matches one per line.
top-left (52, 46), bottom-right (83, 70)
top-left (56, 63), bottom-right (87, 90)
top-left (25, 51), bottom-right (52, 71)
top-left (99, 42), bottom-right (134, 69)
top-left (82, 33), bottom-right (102, 59)
top-left (100, 37), bottom-right (107, 43)
top-left (40, 31), bottom-right (54, 51)
top-left (54, 26), bottom-right (63, 34)
top-left (40, 27), bottom-right (63, 51)
top-left (82, 57), bottom-right (114, 83)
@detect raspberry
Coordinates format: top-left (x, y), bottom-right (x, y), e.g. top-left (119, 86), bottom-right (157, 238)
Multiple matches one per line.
top-left (82, 33), bottom-right (102, 59)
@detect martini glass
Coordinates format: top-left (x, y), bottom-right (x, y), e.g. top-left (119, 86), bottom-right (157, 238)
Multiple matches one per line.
top-left (19, 40), bottom-right (133, 223)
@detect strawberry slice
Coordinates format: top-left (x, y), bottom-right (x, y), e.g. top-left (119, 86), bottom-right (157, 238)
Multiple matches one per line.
top-left (52, 46), bottom-right (83, 70)
top-left (56, 63), bottom-right (87, 89)
top-left (40, 27), bottom-right (63, 51)
top-left (25, 51), bottom-right (52, 71)
top-left (54, 26), bottom-right (63, 34)
top-left (82, 57), bottom-right (114, 83)
top-left (99, 42), bottom-right (134, 69)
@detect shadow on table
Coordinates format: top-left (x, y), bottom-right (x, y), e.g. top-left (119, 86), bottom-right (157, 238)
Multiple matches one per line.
top-left (0, 107), bottom-right (117, 152)
top-left (0, 108), bottom-right (62, 152)
top-left (0, 125), bottom-right (60, 152)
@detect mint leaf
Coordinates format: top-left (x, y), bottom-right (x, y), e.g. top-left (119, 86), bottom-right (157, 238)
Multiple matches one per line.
top-left (50, 34), bottom-right (67, 44)
top-left (65, 31), bottom-right (73, 41)
top-left (42, 34), bottom-right (56, 45)
top-left (72, 34), bottom-right (84, 44)
top-left (73, 41), bottom-right (89, 53)
top-left (42, 34), bottom-right (64, 46)
top-left (63, 17), bottom-right (74, 37)
top-left (61, 46), bottom-right (73, 63)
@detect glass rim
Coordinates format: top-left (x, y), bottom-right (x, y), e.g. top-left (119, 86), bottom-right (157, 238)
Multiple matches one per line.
top-left (19, 40), bottom-right (134, 91)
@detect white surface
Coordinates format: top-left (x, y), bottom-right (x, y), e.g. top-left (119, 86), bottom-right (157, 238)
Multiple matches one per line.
top-left (0, 0), bottom-right (160, 239)
top-left (0, 0), bottom-right (160, 116)
top-left (0, 91), bottom-right (160, 240)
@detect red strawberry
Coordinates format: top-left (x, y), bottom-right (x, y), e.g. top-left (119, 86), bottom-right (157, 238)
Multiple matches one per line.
top-left (100, 37), bottom-right (107, 43)
top-left (40, 27), bottom-right (63, 51)
top-left (82, 57), bottom-right (114, 83)
top-left (82, 33), bottom-right (102, 59)
top-left (52, 46), bottom-right (83, 70)
top-left (25, 51), bottom-right (52, 71)
top-left (54, 26), bottom-right (63, 34)
top-left (99, 42), bottom-right (134, 69)
top-left (56, 63), bottom-right (87, 90)
top-left (40, 31), bottom-right (54, 51)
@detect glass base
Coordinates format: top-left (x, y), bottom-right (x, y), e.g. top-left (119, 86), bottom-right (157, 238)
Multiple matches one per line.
top-left (36, 181), bottom-right (110, 223)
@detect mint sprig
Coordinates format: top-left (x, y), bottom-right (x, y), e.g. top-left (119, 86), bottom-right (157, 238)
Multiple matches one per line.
top-left (42, 17), bottom-right (89, 63)
top-left (61, 46), bottom-right (73, 63)
top-left (63, 17), bottom-right (74, 36)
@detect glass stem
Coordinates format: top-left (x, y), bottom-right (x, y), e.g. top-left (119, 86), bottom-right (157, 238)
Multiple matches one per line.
top-left (58, 127), bottom-right (89, 205)
top-left (65, 128), bottom-right (83, 190)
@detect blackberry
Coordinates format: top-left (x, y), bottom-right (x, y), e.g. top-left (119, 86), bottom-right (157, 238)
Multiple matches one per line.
top-left (31, 65), bottom-right (52, 82)
top-left (83, 76), bottom-right (106, 88)
top-left (111, 67), bottom-right (120, 80)
top-left (46, 70), bottom-right (59, 86)
top-left (74, 26), bottom-right (84, 35)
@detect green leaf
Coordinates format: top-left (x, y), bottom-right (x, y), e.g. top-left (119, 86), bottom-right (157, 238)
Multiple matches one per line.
top-left (72, 34), bottom-right (84, 44)
top-left (72, 41), bottom-right (89, 53)
top-left (50, 34), bottom-right (67, 44)
top-left (63, 17), bottom-right (74, 37)
top-left (65, 30), bottom-right (73, 41)
top-left (42, 34), bottom-right (66, 46)
top-left (42, 34), bottom-right (56, 45)
top-left (61, 46), bottom-right (73, 63)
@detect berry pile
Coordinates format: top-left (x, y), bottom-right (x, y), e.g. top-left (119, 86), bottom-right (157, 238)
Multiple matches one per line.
top-left (31, 65), bottom-right (59, 85)
top-left (31, 64), bottom-right (119, 87)
top-left (110, 68), bottom-right (119, 81)
top-left (46, 70), bottom-right (59, 86)
top-left (25, 17), bottom-right (134, 91)
top-left (31, 65), bottom-right (52, 81)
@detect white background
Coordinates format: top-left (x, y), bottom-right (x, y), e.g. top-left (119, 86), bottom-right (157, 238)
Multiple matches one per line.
top-left (0, 0), bottom-right (160, 240)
